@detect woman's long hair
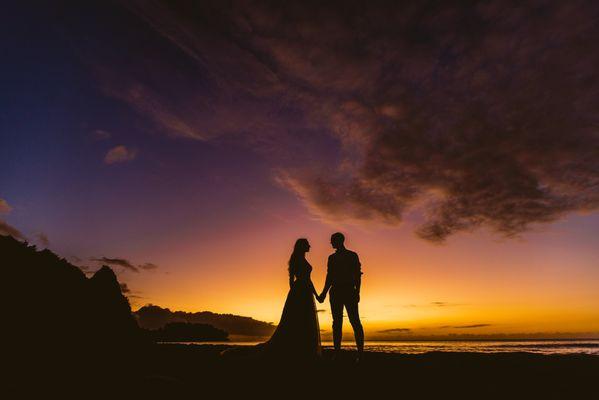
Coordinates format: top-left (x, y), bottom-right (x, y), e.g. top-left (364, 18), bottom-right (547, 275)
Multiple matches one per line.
top-left (288, 238), bottom-right (308, 277)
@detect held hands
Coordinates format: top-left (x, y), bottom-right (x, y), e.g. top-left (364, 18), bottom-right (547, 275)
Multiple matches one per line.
top-left (315, 291), bottom-right (359, 303)
top-left (316, 292), bottom-right (325, 303)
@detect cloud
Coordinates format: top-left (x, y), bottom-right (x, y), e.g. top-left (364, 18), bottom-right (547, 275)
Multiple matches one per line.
top-left (99, 80), bottom-right (210, 141)
top-left (91, 257), bottom-right (160, 273)
top-left (93, 1), bottom-right (599, 242)
top-left (119, 283), bottom-right (131, 293)
top-left (0, 199), bottom-right (12, 215)
top-left (402, 301), bottom-right (464, 308)
top-left (267, 1), bottom-right (599, 243)
top-left (0, 220), bottom-right (25, 240)
top-left (93, 129), bottom-right (112, 140)
top-left (429, 301), bottom-right (466, 308)
top-left (139, 262), bottom-right (158, 270)
top-left (35, 232), bottom-right (49, 247)
top-left (104, 145), bottom-right (137, 164)
top-left (378, 328), bottom-right (412, 334)
top-left (0, 199), bottom-right (24, 240)
top-left (440, 324), bottom-right (492, 329)
top-left (91, 257), bottom-right (139, 273)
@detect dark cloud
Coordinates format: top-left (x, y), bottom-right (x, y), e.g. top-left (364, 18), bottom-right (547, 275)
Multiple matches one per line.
top-left (119, 283), bottom-right (131, 293)
top-left (91, 257), bottom-right (160, 273)
top-left (139, 262), bottom-right (158, 270)
top-left (92, 257), bottom-right (139, 272)
top-left (95, 1), bottom-right (599, 242)
top-left (0, 220), bottom-right (25, 241)
top-left (378, 328), bottom-right (412, 333)
top-left (440, 324), bottom-right (492, 329)
top-left (430, 301), bottom-right (466, 307)
top-left (270, 1), bottom-right (599, 242)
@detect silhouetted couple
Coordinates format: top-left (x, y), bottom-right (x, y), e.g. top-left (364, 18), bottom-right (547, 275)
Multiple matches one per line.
top-left (263, 232), bottom-right (364, 361)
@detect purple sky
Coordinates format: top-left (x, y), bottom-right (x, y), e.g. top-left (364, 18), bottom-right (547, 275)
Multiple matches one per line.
top-left (1, 1), bottom-right (598, 335)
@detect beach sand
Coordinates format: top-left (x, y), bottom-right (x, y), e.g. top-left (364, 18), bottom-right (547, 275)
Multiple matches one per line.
top-left (124, 344), bottom-right (598, 398)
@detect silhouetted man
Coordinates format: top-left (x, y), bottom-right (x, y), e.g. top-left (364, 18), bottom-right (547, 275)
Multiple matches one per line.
top-left (319, 232), bottom-right (364, 361)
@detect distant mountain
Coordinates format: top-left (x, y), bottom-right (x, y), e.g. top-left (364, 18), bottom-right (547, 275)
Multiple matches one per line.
top-left (135, 305), bottom-right (276, 337)
top-left (149, 322), bottom-right (228, 342)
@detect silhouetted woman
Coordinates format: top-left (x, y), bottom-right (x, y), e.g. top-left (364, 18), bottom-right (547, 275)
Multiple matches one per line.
top-left (262, 238), bottom-right (321, 358)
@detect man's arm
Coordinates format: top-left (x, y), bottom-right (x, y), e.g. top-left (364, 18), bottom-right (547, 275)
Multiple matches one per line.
top-left (319, 256), bottom-right (333, 300)
top-left (355, 253), bottom-right (362, 302)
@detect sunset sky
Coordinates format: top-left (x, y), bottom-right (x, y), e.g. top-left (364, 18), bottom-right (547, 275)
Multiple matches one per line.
top-left (2, 1), bottom-right (598, 338)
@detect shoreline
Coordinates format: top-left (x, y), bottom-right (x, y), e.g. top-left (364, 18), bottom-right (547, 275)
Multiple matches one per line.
top-left (163, 337), bottom-right (599, 343)
top-left (155, 339), bottom-right (599, 356)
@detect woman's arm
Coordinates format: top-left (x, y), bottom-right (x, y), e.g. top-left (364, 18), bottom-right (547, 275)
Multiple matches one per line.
top-left (309, 279), bottom-right (318, 296)
top-left (288, 261), bottom-right (295, 288)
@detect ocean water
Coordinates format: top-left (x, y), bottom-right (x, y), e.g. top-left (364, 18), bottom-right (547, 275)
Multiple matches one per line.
top-left (331, 340), bottom-right (599, 355)
top-left (173, 340), bottom-right (599, 355)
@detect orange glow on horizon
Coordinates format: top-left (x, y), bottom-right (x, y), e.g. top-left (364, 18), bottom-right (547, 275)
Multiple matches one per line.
top-left (120, 212), bottom-right (599, 338)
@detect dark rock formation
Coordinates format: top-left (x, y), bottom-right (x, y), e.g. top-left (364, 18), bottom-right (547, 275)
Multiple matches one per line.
top-left (2, 234), bottom-right (144, 384)
top-left (135, 304), bottom-right (275, 337)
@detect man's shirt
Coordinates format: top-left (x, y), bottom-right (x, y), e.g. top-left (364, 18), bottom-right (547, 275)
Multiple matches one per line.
top-left (326, 249), bottom-right (362, 289)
